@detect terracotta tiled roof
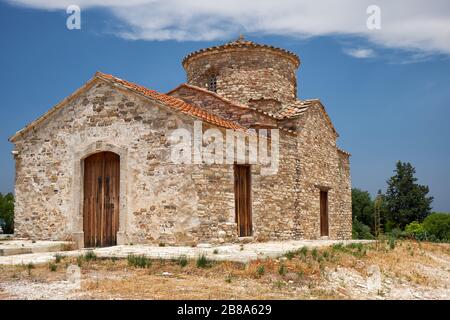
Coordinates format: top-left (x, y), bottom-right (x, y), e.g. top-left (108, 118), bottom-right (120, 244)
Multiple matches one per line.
top-left (275, 99), bottom-right (339, 137)
top-left (273, 100), bottom-right (312, 119)
top-left (167, 83), bottom-right (252, 110)
top-left (96, 72), bottom-right (244, 130)
top-left (167, 83), bottom-right (339, 135)
top-left (8, 72), bottom-right (245, 142)
top-left (182, 35), bottom-right (300, 68)
top-left (167, 83), bottom-right (298, 134)
top-left (168, 85), bottom-right (315, 122)
top-left (168, 83), bottom-right (296, 120)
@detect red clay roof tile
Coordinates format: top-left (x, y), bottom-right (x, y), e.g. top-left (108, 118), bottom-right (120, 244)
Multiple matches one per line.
top-left (96, 72), bottom-right (244, 131)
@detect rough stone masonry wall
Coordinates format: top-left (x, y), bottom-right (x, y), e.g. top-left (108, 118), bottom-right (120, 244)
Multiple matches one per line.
top-left (12, 79), bottom-right (308, 245)
top-left (169, 88), bottom-right (351, 240)
top-left (336, 150), bottom-right (352, 238)
top-left (170, 86), bottom-right (303, 241)
top-left (251, 132), bottom-right (301, 241)
top-left (184, 48), bottom-right (298, 110)
top-left (295, 106), bottom-right (352, 239)
top-left (11, 79), bottom-right (239, 245)
top-left (168, 85), bottom-right (278, 128)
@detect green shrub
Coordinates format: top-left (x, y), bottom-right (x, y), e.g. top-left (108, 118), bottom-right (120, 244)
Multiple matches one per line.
top-left (405, 221), bottom-right (426, 239)
top-left (298, 247), bottom-right (308, 257)
top-left (48, 262), bottom-right (57, 272)
top-left (84, 250), bottom-right (97, 261)
top-left (390, 228), bottom-right (405, 239)
top-left (311, 248), bottom-right (318, 259)
top-left (285, 251), bottom-right (295, 260)
top-left (352, 220), bottom-right (374, 239)
top-left (213, 249), bottom-right (219, 254)
top-left (384, 220), bottom-right (397, 233)
top-left (332, 243), bottom-right (345, 252)
top-left (389, 237), bottom-right (396, 250)
top-left (178, 255), bottom-right (188, 267)
top-left (196, 255), bottom-right (212, 268)
top-left (76, 255), bottom-right (83, 267)
top-left (256, 265), bottom-right (265, 276)
top-left (26, 262), bottom-right (34, 275)
top-left (54, 254), bottom-right (65, 264)
top-left (127, 254), bottom-right (152, 268)
top-left (346, 242), bottom-right (363, 251)
top-left (278, 264), bottom-right (286, 276)
top-left (422, 213), bottom-right (450, 242)
top-left (0, 193), bottom-right (14, 234)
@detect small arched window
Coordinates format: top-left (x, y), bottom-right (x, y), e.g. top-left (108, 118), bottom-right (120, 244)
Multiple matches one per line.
top-left (207, 74), bottom-right (217, 93)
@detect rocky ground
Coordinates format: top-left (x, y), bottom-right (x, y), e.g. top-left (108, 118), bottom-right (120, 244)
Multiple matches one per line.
top-left (0, 240), bottom-right (448, 300)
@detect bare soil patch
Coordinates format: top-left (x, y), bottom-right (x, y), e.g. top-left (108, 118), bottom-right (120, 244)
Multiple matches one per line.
top-left (0, 240), bottom-right (448, 300)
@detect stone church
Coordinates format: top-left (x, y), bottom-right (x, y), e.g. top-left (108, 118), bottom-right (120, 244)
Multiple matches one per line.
top-left (9, 37), bottom-right (352, 248)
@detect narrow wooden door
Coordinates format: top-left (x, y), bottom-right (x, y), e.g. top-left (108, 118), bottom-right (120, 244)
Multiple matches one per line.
top-left (83, 152), bottom-right (120, 247)
top-left (320, 190), bottom-right (329, 237)
top-left (234, 165), bottom-right (252, 237)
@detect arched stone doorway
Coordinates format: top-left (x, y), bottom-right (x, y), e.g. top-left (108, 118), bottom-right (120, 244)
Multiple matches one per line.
top-left (83, 151), bottom-right (120, 247)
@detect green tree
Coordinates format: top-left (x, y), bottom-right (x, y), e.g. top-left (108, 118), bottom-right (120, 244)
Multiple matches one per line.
top-left (0, 193), bottom-right (14, 234)
top-left (422, 213), bottom-right (450, 241)
top-left (384, 161), bottom-right (433, 229)
top-left (351, 188), bottom-right (374, 229)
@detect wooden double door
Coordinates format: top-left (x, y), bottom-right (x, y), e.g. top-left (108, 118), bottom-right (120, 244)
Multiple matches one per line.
top-left (234, 165), bottom-right (252, 237)
top-left (83, 152), bottom-right (120, 248)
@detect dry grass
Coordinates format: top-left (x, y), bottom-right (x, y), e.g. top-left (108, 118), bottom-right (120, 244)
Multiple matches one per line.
top-left (0, 262), bottom-right (68, 283)
top-left (0, 240), bottom-right (449, 300)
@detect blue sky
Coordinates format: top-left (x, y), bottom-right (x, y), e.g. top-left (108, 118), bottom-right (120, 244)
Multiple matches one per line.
top-left (0, 1), bottom-right (449, 211)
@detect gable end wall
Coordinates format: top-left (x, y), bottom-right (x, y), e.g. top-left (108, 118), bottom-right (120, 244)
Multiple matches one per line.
top-left (11, 81), bottom-right (328, 245)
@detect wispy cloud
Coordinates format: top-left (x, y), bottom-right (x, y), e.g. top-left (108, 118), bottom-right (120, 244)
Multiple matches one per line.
top-left (343, 48), bottom-right (376, 59)
top-left (6, 0), bottom-right (450, 56)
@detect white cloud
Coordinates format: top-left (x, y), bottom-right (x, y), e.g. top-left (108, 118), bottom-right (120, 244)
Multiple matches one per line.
top-left (343, 48), bottom-right (376, 59)
top-left (6, 0), bottom-right (450, 55)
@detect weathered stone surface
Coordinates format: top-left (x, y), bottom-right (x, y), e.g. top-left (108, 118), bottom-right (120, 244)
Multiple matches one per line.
top-left (11, 38), bottom-right (352, 246)
top-left (169, 84), bottom-right (279, 128)
top-left (294, 106), bottom-right (352, 239)
top-left (184, 47), bottom-right (298, 111)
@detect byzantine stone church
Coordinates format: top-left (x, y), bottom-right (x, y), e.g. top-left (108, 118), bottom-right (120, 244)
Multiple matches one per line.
top-left (9, 36), bottom-right (352, 248)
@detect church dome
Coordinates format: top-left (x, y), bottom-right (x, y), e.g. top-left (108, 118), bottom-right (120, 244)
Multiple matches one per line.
top-left (182, 36), bottom-right (301, 106)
